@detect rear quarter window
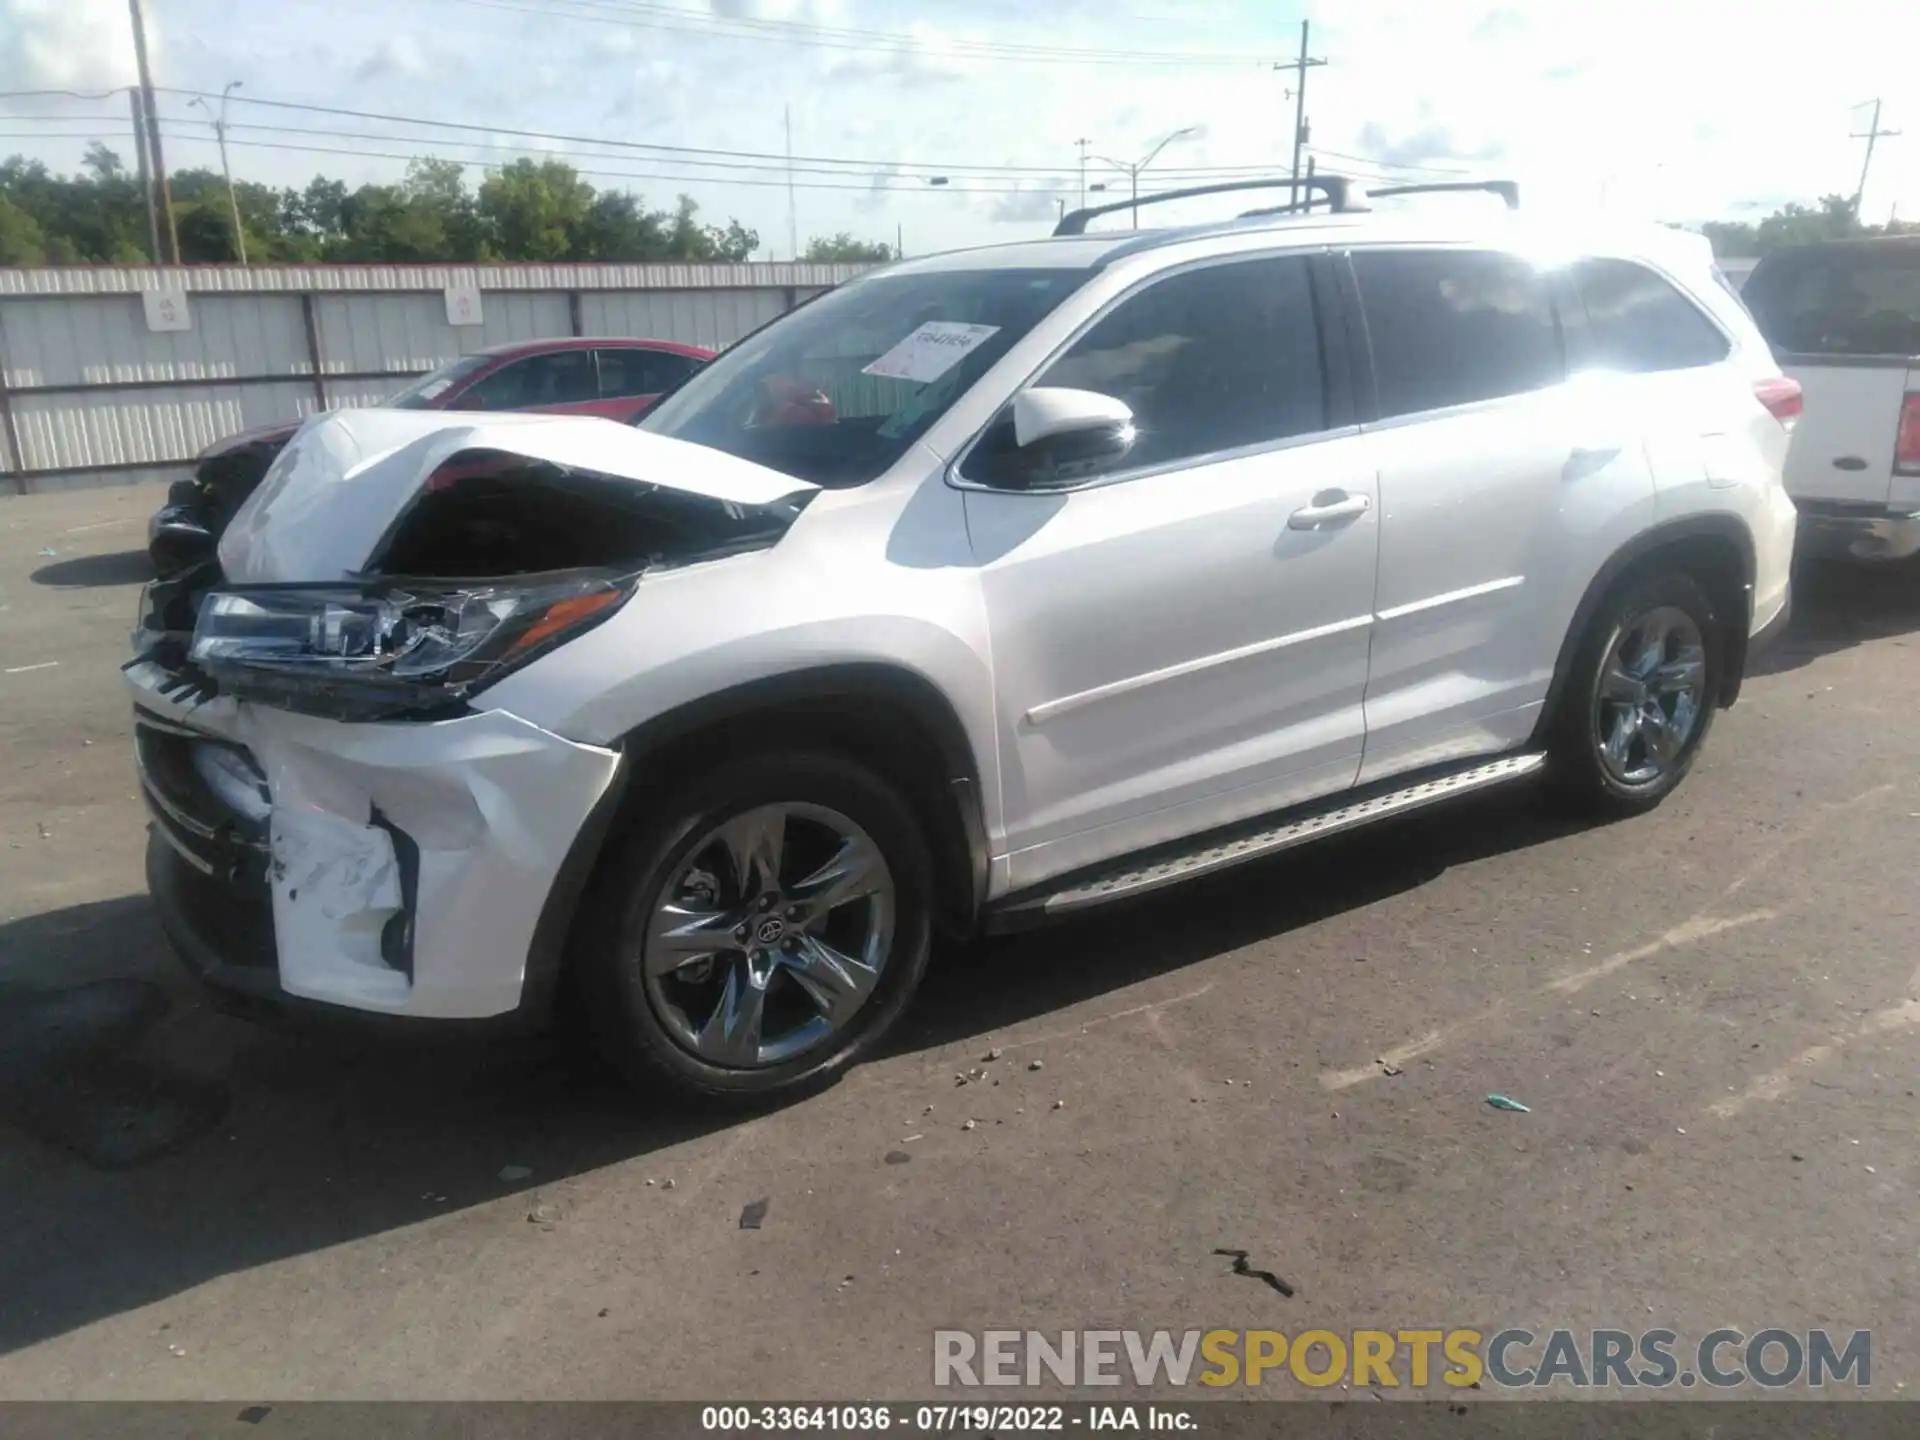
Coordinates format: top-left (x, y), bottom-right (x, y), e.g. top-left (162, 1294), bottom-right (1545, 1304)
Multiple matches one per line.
top-left (1569, 259), bottom-right (1730, 373)
top-left (1743, 243), bottom-right (1920, 357)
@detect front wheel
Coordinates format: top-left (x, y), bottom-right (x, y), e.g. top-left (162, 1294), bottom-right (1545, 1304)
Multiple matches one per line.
top-left (571, 750), bottom-right (934, 1103)
top-left (1548, 570), bottom-right (1724, 816)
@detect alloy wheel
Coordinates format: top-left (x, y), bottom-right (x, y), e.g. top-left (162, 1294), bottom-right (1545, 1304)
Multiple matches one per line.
top-left (1592, 605), bottom-right (1707, 788)
top-left (639, 803), bottom-right (896, 1069)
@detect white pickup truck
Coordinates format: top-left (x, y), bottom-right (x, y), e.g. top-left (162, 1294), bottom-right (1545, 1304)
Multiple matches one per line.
top-left (1740, 235), bottom-right (1920, 560)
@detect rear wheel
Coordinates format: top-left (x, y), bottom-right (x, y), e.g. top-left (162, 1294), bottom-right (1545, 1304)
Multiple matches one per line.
top-left (572, 750), bottom-right (934, 1102)
top-left (1548, 570), bottom-right (1723, 816)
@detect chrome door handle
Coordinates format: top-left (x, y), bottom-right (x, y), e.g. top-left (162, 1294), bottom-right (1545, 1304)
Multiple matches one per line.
top-left (1287, 493), bottom-right (1372, 530)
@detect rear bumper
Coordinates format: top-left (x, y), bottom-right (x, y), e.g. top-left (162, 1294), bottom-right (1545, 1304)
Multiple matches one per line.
top-left (127, 658), bottom-right (624, 1024)
top-left (1793, 501), bottom-right (1920, 562)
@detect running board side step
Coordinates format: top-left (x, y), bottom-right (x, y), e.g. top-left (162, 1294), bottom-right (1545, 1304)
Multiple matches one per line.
top-left (991, 752), bottom-right (1548, 924)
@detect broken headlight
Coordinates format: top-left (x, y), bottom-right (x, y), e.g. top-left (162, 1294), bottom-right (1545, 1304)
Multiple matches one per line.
top-left (188, 571), bottom-right (636, 720)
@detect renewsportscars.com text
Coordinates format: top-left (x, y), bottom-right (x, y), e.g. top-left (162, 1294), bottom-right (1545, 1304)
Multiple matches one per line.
top-left (932, 1328), bottom-right (1871, 1390)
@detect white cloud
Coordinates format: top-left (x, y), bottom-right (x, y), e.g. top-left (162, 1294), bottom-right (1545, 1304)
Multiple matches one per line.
top-left (989, 186), bottom-right (1066, 225)
top-left (709, 0), bottom-right (846, 22)
top-left (4, 0), bottom-right (1913, 254)
top-left (353, 33), bottom-right (426, 83)
top-left (0, 0), bottom-right (141, 90)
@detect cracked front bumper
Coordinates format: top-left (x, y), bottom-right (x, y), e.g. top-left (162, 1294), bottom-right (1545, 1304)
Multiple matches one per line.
top-left (128, 660), bottom-right (623, 1021)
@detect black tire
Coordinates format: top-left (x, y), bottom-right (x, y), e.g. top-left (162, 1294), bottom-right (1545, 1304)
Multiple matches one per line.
top-left (569, 750), bottom-right (935, 1103)
top-left (1547, 568), bottom-right (1724, 817)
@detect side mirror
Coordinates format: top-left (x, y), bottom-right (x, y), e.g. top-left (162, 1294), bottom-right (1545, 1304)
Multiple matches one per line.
top-left (1013, 387), bottom-right (1135, 449)
top-left (973, 387), bottom-right (1135, 490)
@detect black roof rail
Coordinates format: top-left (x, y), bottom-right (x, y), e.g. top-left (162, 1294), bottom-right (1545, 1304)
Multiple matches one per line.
top-left (1053, 175), bottom-right (1356, 237)
top-left (1365, 180), bottom-right (1520, 211)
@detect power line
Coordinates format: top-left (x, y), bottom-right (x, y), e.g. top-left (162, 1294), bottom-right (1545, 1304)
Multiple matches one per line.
top-left (0, 87), bottom-right (134, 102)
top-left (0, 99), bottom-right (1460, 198)
top-left (153, 86), bottom-right (1296, 182)
top-left (188, 118), bottom-right (1283, 185)
top-left (166, 131), bottom-right (1088, 195)
top-left (2, 117), bottom-right (1425, 200)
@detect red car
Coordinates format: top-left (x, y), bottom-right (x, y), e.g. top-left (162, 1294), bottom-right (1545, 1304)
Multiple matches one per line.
top-left (149, 337), bottom-right (714, 576)
top-left (379, 336), bottom-right (715, 422)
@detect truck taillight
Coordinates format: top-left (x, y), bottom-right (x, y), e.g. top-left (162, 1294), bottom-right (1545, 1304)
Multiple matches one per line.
top-left (1897, 393), bottom-right (1920, 475)
top-left (1754, 376), bottom-right (1803, 430)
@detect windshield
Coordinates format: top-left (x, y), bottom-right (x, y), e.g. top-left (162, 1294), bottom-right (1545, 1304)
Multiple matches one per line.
top-left (386, 354), bottom-right (494, 409)
top-left (1743, 243), bottom-right (1920, 358)
top-left (639, 267), bottom-right (1094, 488)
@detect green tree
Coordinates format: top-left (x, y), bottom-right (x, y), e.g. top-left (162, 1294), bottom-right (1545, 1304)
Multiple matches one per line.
top-left (574, 189), bottom-right (667, 261)
top-left (803, 232), bottom-right (894, 262)
top-left (708, 216), bottom-right (759, 262)
top-left (479, 158), bottom-right (596, 260)
top-left (334, 184), bottom-right (453, 262)
top-left (0, 196), bottom-right (46, 264)
top-left (1701, 194), bottom-right (1908, 258)
top-left (0, 149), bottom-right (764, 266)
top-left (403, 158), bottom-right (484, 259)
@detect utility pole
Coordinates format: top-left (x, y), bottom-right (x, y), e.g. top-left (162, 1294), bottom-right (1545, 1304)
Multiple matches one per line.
top-left (127, 0), bottom-right (177, 263)
top-left (784, 104), bottom-right (799, 261)
top-left (191, 82), bottom-right (247, 263)
top-left (1272, 20), bottom-right (1326, 205)
top-left (129, 88), bottom-right (160, 264)
top-left (1075, 137), bottom-right (1090, 211)
top-left (896, 221), bottom-right (903, 260)
top-left (1851, 99), bottom-right (1901, 220)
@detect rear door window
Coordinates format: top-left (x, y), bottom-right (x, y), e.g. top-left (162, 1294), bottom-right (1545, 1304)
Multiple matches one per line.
top-left (462, 350), bottom-right (599, 410)
top-left (1568, 259), bottom-right (1730, 372)
top-left (1743, 244), bottom-right (1920, 357)
top-left (1351, 249), bottom-right (1563, 418)
top-left (598, 348), bottom-right (701, 398)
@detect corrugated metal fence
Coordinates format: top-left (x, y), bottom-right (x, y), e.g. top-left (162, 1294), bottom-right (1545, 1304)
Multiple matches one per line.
top-left (0, 260), bottom-right (870, 494)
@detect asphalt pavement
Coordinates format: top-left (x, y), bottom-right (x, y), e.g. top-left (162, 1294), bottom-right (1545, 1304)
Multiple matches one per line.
top-left (0, 485), bottom-right (1915, 1400)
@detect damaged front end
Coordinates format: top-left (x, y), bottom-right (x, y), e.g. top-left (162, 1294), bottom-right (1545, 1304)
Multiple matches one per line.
top-left (168, 422), bottom-right (815, 721)
top-left (129, 409), bottom-right (819, 1023)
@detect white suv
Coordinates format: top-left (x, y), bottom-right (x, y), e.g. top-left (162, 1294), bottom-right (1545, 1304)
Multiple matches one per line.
top-left (126, 180), bottom-right (1800, 1100)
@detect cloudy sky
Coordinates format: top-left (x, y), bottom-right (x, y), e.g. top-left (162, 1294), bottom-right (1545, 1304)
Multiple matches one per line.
top-left (1, 0), bottom-right (1915, 257)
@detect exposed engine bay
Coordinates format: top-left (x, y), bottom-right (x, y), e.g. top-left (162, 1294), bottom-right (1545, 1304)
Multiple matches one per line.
top-left (132, 409), bottom-right (818, 723)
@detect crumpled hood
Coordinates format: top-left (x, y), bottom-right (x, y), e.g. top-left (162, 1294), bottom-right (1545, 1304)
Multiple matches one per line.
top-left (217, 408), bottom-right (819, 584)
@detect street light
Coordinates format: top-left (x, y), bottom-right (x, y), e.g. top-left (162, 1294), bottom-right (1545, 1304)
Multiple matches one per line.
top-left (189, 81), bottom-right (246, 264)
top-left (1094, 125), bottom-right (1200, 228)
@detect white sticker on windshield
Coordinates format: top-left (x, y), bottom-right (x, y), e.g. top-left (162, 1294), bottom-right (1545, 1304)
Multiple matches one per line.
top-left (861, 321), bottom-right (1001, 385)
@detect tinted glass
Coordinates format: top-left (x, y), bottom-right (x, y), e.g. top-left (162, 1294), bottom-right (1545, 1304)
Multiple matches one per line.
top-left (1571, 259), bottom-right (1729, 372)
top-left (598, 348), bottom-right (700, 398)
top-left (641, 268), bottom-right (1092, 488)
top-left (463, 351), bottom-right (599, 410)
top-left (386, 354), bottom-right (491, 409)
top-left (1353, 250), bottom-right (1562, 417)
top-left (1742, 243), bottom-right (1920, 357)
top-left (1022, 255), bottom-right (1327, 471)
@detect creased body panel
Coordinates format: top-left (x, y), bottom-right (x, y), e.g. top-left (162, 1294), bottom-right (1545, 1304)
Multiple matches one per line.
top-left (127, 659), bottom-right (620, 1019)
top-left (218, 407), bottom-right (819, 583)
